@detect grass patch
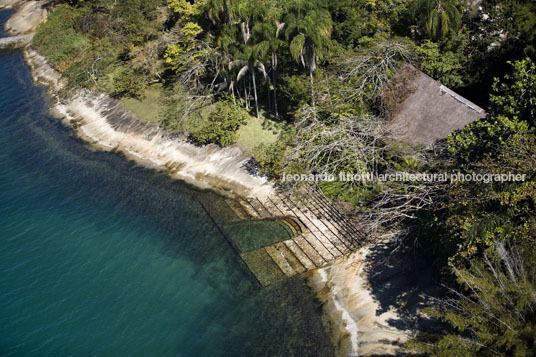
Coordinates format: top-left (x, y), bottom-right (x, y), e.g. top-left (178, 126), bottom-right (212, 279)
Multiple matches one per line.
top-left (236, 115), bottom-right (282, 153)
top-left (120, 84), bottom-right (163, 124)
top-left (121, 89), bottom-right (282, 152)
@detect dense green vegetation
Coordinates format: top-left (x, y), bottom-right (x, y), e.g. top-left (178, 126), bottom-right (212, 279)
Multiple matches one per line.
top-left (409, 57), bottom-right (536, 356)
top-left (33, 0), bottom-right (536, 354)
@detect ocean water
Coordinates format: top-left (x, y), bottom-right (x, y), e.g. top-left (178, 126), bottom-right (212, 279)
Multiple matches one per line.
top-left (0, 12), bottom-right (332, 357)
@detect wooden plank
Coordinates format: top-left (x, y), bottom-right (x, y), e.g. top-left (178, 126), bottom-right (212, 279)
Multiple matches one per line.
top-left (274, 242), bottom-right (306, 274)
top-left (265, 246), bottom-right (297, 277)
top-left (284, 239), bottom-right (316, 270)
top-left (293, 235), bottom-right (326, 267)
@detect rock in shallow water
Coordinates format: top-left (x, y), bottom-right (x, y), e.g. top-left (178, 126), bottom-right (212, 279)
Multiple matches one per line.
top-left (0, 33), bottom-right (32, 49)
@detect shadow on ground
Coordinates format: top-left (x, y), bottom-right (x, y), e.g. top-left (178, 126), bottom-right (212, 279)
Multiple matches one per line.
top-left (364, 239), bottom-right (445, 340)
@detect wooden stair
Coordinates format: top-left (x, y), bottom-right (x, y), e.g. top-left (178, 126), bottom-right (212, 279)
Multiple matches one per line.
top-left (219, 189), bottom-right (366, 285)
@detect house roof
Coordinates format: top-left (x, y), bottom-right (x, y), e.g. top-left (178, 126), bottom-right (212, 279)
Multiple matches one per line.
top-left (384, 65), bottom-right (486, 145)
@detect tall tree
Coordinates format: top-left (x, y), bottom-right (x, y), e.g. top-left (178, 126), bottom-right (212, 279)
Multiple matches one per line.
top-left (408, 0), bottom-right (461, 41)
top-left (285, 0), bottom-right (332, 111)
top-left (409, 241), bottom-right (536, 356)
top-left (205, 0), bottom-right (235, 25)
top-left (227, 0), bottom-right (267, 118)
top-left (252, 5), bottom-right (285, 117)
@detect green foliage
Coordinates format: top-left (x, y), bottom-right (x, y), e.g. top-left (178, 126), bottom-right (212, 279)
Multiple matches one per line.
top-left (164, 22), bottom-right (204, 73)
top-left (190, 100), bottom-right (249, 146)
top-left (252, 140), bottom-right (287, 179)
top-left (318, 181), bottom-right (380, 205)
top-left (168, 0), bottom-right (206, 17)
top-left (34, 0), bottom-right (164, 90)
top-left (109, 0), bottom-right (162, 45)
top-left (479, 0), bottom-right (536, 59)
top-left (65, 37), bottom-right (121, 89)
top-left (443, 125), bottom-right (536, 260)
top-left (285, 0), bottom-right (333, 72)
top-left (329, 0), bottom-right (411, 49)
top-left (409, 242), bottom-right (536, 356)
top-left (415, 40), bottom-right (463, 87)
top-left (278, 74), bottom-right (311, 114)
top-left (412, 58), bottom-right (536, 355)
top-left (441, 59), bottom-right (536, 259)
top-left (111, 67), bottom-right (146, 99)
top-left (488, 58), bottom-right (536, 125)
top-left (33, 6), bottom-right (89, 72)
top-left (449, 58), bottom-right (536, 163)
top-left (408, 0), bottom-right (461, 41)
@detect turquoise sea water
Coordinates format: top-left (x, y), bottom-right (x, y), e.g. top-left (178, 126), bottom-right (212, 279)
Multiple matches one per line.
top-left (0, 12), bottom-right (332, 356)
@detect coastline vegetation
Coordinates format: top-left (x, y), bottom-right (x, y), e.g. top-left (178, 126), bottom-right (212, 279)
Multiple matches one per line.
top-left (32, 0), bottom-right (536, 354)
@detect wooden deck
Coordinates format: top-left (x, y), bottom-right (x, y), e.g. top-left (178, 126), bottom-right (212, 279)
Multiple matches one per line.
top-left (226, 190), bottom-right (367, 285)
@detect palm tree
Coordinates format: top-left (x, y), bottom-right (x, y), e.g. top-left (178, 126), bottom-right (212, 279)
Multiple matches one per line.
top-left (216, 0), bottom-right (267, 118)
top-left (285, 0), bottom-right (332, 111)
top-left (252, 9), bottom-right (286, 117)
top-left (409, 0), bottom-right (461, 41)
top-left (232, 0), bottom-right (267, 118)
top-left (205, 0), bottom-right (235, 25)
top-left (229, 54), bottom-right (267, 118)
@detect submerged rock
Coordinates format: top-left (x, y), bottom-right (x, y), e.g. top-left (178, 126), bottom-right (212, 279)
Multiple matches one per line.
top-left (0, 33), bottom-right (32, 49)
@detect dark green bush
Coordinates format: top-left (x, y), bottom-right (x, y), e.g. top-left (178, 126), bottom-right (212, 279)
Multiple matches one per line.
top-left (111, 67), bottom-right (146, 99)
top-left (190, 100), bottom-right (248, 147)
top-left (252, 141), bottom-right (287, 179)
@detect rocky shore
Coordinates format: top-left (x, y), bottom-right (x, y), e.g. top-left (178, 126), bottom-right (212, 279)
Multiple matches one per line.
top-left (25, 49), bottom-right (274, 199)
top-left (0, 33), bottom-right (32, 49)
top-left (310, 247), bottom-right (408, 356)
top-left (2, 0), bottom-right (46, 34)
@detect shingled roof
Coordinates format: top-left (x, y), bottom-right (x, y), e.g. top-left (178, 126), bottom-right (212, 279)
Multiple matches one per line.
top-left (384, 65), bottom-right (486, 144)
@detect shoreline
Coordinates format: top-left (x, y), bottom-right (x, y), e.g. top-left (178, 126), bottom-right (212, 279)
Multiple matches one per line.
top-left (309, 247), bottom-right (410, 356)
top-left (3, 4), bottom-right (413, 356)
top-left (23, 48), bottom-right (274, 200)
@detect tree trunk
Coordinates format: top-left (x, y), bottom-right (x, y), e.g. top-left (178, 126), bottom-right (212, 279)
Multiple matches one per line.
top-left (309, 66), bottom-right (316, 113)
top-left (272, 51), bottom-right (278, 117)
top-left (244, 80), bottom-right (248, 109)
top-left (223, 0), bottom-right (232, 25)
top-left (266, 74), bottom-right (271, 114)
top-left (252, 70), bottom-right (259, 119)
top-left (231, 83), bottom-right (236, 104)
top-left (248, 75), bottom-right (251, 108)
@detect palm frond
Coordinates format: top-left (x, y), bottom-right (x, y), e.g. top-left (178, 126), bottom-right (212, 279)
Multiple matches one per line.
top-left (236, 64), bottom-right (249, 82)
top-left (289, 33), bottom-right (305, 63)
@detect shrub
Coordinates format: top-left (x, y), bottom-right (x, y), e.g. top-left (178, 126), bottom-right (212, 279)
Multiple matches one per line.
top-left (190, 100), bottom-right (248, 147)
top-left (33, 5), bottom-right (89, 72)
top-left (252, 141), bottom-right (287, 179)
top-left (111, 67), bottom-right (146, 99)
top-left (416, 40), bottom-right (464, 88)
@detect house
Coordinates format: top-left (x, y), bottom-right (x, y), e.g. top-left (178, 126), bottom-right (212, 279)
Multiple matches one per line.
top-left (384, 64), bottom-right (486, 144)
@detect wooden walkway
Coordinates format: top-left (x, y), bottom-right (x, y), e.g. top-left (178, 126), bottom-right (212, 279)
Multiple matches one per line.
top-left (224, 189), bottom-right (367, 285)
